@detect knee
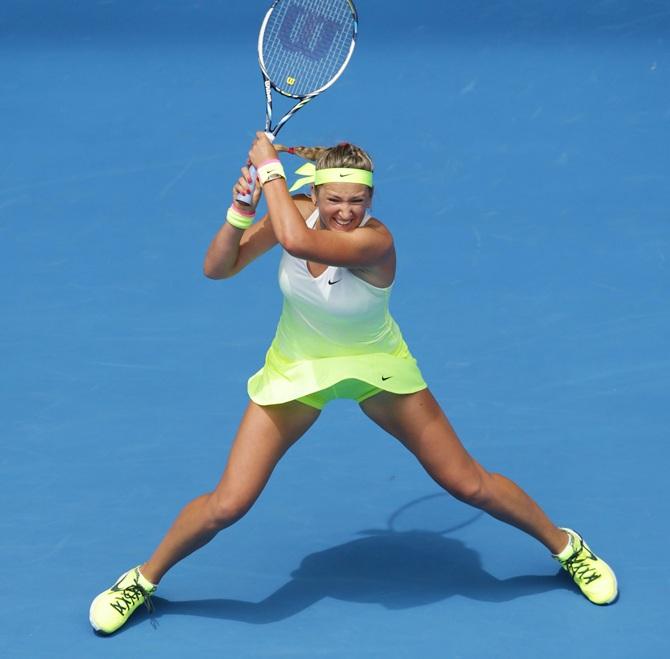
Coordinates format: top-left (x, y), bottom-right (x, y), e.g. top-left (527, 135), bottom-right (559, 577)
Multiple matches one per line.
top-left (205, 490), bottom-right (254, 531)
top-left (442, 468), bottom-right (492, 508)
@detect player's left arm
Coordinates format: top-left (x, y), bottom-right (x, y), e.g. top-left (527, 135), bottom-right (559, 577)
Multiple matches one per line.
top-left (265, 179), bottom-right (393, 267)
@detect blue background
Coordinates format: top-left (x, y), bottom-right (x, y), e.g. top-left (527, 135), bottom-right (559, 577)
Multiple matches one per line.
top-left (1, 1), bottom-right (669, 657)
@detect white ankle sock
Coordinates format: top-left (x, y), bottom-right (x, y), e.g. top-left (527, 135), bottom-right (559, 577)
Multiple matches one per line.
top-left (554, 530), bottom-right (575, 560)
top-left (136, 567), bottom-right (157, 590)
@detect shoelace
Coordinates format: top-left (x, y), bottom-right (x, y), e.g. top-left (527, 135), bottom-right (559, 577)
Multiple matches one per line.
top-left (562, 543), bottom-right (602, 585)
top-left (110, 577), bottom-right (155, 617)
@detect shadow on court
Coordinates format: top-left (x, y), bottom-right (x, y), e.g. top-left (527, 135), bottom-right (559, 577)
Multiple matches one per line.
top-left (141, 531), bottom-right (570, 628)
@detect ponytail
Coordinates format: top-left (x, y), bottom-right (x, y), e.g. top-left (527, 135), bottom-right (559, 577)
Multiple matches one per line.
top-left (275, 142), bottom-right (373, 173)
top-left (275, 144), bottom-right (329, 162)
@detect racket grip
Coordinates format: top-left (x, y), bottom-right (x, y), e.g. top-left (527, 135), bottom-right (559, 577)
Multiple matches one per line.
top-left (235, 165), bottom-right (257, 207)
top-left (235, 132), bottom-right (275, 208)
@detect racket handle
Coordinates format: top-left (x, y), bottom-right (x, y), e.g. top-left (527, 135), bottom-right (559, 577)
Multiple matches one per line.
top-left (235, 132), bottom-right (275, 208)
top-left (235, 165), bottom-right (257, 208)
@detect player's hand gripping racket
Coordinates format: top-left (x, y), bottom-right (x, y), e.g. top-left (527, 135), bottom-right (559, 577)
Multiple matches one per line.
top-left (236, 0), bottom-right (358, 207)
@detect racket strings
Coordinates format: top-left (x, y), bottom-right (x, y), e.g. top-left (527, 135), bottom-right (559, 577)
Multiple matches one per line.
top-left (262, 0), bottom-right (356, 97)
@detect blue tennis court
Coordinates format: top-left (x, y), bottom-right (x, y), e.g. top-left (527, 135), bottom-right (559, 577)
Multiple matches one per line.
top-left (1, 1), bottom-right (669, 657)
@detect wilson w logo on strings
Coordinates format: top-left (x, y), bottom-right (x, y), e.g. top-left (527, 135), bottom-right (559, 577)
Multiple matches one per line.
top-left (279, 5), bottom-right (342, 60)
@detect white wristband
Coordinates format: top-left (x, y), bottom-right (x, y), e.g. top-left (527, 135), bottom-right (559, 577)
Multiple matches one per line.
top-left (257, 159), bottom-right (286, 186)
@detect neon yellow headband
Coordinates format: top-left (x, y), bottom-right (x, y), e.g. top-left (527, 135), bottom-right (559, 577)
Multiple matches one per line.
top-left (289, 162), bottom-right (374, 193)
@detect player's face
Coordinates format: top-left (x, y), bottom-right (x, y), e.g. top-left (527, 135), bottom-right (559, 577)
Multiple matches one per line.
top-left (313, 183), bottom-right (371, 232)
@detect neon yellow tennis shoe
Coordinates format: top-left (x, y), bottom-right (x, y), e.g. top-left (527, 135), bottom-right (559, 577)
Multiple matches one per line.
top-left (89, 566), bottom-right (156, 634)
top-left (555, 528), bottom-right (618, 605)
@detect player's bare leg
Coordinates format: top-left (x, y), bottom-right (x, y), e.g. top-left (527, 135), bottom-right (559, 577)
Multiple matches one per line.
top-left (360, 388), bottom-right (568, 553)
top-left (142, 400), bottom-right (321, 583)
top-left (90, 400), bottom-right (320, 633)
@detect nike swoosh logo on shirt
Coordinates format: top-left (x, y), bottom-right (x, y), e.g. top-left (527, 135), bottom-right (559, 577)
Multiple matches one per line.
top-left (328, 279), bottom-right (342, 285)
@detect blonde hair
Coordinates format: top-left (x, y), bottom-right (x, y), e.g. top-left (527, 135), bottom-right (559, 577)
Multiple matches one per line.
top-left (275, 142), bottom-right (374, 177)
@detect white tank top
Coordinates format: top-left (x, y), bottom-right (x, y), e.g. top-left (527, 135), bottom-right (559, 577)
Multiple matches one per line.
top-left (273, 209), bottom-right (403, 360)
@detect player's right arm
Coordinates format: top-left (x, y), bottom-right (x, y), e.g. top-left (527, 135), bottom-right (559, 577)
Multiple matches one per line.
top-left (203, 168), bottom-right (312, 279)
top-left (203, 213), bottom-right (278, 279)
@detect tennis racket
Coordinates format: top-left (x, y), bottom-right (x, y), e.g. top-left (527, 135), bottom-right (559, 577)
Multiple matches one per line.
top-left (236, 0), bottom-right (358, 206)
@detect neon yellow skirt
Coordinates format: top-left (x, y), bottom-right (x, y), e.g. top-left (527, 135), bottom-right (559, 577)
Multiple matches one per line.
top-left (247, 339), bottom-right (427, 407)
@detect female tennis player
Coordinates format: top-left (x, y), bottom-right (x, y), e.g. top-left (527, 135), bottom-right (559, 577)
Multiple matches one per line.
top-left (89, 133), bottom-right (617, 634)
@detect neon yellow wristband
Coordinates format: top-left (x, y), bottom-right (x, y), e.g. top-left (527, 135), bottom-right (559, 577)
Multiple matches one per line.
top-left (257, 159), bottom-right (286, 186)
top-left (226, 204), bottom-right (255, 230)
